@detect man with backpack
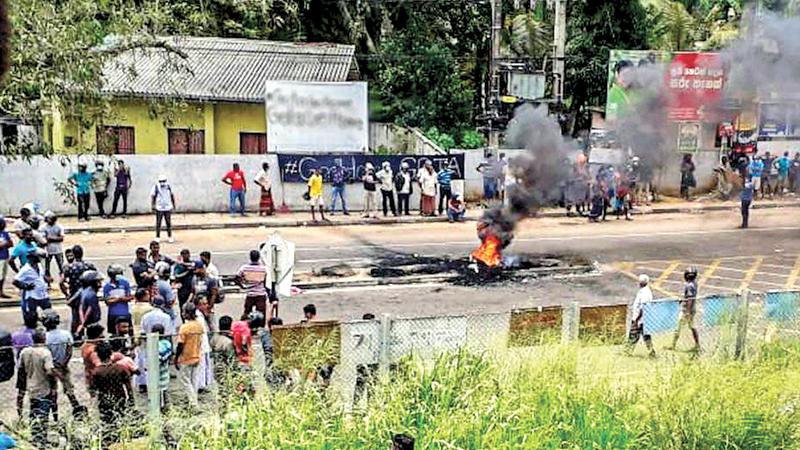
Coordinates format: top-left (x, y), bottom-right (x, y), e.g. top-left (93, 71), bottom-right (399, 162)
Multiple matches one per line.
top-left (151, 174), bottom-right (176, 243)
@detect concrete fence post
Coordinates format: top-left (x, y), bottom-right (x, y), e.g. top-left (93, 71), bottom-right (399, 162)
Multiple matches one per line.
top-left (379, 314), bottom-right (392, 375)
top-left (735, 290), bottom-right (750, 360)
top-left (561, 302), bottom-right (580, 344)
top-left (145, 333), bottom-right (161, 437)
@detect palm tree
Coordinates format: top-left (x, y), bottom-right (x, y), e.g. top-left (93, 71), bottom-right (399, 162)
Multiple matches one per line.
top-left (502, 11), bottom-right (551, 58)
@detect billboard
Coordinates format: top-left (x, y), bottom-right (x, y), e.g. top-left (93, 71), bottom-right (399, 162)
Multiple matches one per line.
top-left (665, 52), bottom-right (725, 121)
top-left (277, 153), bottom-right (465, 183)
top-left (265, 81), bottom-right (369, 154)
top-left (605, 50), bottom-right (670, 123)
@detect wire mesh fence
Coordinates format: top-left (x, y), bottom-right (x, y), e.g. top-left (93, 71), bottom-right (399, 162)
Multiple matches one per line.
top-left (1, 290), bottom-right (800, 447)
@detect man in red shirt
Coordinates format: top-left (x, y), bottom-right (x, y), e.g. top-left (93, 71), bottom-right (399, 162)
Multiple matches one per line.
top-left (222, 163), bottom-right (247, 216)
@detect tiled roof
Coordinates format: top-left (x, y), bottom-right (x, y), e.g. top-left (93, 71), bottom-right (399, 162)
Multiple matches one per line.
top-left (102, 36), bottom-right (356, 103)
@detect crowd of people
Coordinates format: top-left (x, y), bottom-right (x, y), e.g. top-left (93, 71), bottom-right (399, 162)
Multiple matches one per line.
top-left (0, 210), bottom-right (339, 448)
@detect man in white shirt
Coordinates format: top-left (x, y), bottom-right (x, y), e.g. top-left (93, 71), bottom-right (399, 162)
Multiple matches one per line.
top-left (150, 175), bottom-right (176, 243)
top-left (626, 274), bottom-right (655, 357)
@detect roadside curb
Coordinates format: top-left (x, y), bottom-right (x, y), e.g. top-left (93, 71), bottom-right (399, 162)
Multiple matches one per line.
top-left (59, 201), bottom-right (800, 234)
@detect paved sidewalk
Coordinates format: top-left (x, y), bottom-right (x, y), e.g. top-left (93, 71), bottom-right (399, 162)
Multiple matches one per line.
top-left (27, 196), bottom-right (800, 234)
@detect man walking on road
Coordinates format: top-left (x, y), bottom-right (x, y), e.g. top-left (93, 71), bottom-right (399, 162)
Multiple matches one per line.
top-left (395, 163), bottom-right (413, 216)
top-left (669, 266), bottom-right (700, 354)
top-left (329, 160), bottom-right (349, 216)
top-left (222, 163), bottom-right (247, 216)
top-left (377, 161), bottom-right (397, 217)
top-left (151, 174), bottom-right (176, 243)
top-left (626, 274), bottom-right (655, 357)
top-left (69, 163), bottom-right (93, 222)
top-left (740, 178), bottom-right (754, 229)
top-left (111, 160), bottom-right (132, 218)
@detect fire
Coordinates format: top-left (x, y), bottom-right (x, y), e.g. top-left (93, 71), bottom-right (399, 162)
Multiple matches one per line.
top-left (471, 233), bottom-right (502, 268)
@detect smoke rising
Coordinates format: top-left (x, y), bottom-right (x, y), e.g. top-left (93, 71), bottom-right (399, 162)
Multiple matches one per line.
top-left (479, 105), bottom-right (575, 243)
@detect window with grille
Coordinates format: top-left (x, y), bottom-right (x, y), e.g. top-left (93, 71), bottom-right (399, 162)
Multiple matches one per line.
top-left (97, 126), bottom-right (135, 154)
top-left (168, 129), bottom-right (205, 154)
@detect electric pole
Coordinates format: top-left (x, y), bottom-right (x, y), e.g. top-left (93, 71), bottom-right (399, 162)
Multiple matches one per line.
top-left (487, 0), bottom-right (503, 149)
top-left (552, 0), bottom-right (567, 104)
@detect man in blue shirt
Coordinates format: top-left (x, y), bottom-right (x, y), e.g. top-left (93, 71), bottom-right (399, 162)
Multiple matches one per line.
top-left (329, 161), bottom-right (350, 216)
top-left (12, 249), bottom-right (50, 320)
top-left (437, 166), bottom-right (454, 216)
top-left (747, 156), bottom-right (764, 193)
top-left (68, 163), bottom-right (93, 222)
top-left (740, 178), bottom-right (754, 229)
top-left (0, 217), bottom-right (13, 298)
top-left (8, 229), bottom-right (38, 273)
top-left (103, 264), bottom-right (133, 335)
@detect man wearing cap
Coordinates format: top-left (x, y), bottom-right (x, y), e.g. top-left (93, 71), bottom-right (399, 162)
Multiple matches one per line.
top-left (12, 248), bottom-right (50, 320)
top-left (626, 274), bottom-right (655, 357)
top-left (151, 174), bottom-right (176, 243)
top-left (68, 163), bottom-right (93, 221)
top-left (92, 160), bottom-right (112, 218)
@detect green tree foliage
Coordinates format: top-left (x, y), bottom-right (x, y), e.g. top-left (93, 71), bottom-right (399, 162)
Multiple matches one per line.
top-left (565, 0), bottom-right (650, 123)
top-left (374, 1), bottom-right (489, 136)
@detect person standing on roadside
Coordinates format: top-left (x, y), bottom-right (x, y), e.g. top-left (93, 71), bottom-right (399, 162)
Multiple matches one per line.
top-left (748, 155), bottom-right (764, 194)
top-left (254, 162), bottom-right (274, 216)
top-left (222, 163), bottom-right (247, 217)
top-left (175, 302), bottom-right (203, 408)
top-left (476, 153), bottom-right (498, 205)
top-left (92, 160), bottom-right (112, 218)
top-left (436, 165), bottom-right (454, 216)
top-left (42, 212), bottom-right (64, 282)
top-left (417, 160), bottom-right (438, 216)
top-left (669, 267), bottom-right (700, 354)
top-left (395, 162), bottom-right (413, 216)
top-left (790, 153), bottom-right (800, 193)
top-left (151, 174), bottom-right (176, 243)
top-left (376, 161), bottom-right (397, 217)
top-left (362, 163), bottom-right (378, 219)
top-left (307, 168), bottom-right (326, 222)
top-left (237, 250), bottom-right (269, 317)
top-left (329, 160), bottom-right (350, 216)
top-left (740, 177), bottom-right (754, 229)
top-left (69, 163), bottom-right (93, 222)
top-left (679, 154), bottom-right (696, 201)
top-left (0, 217), bottom-right (13, 298)
top-left (626, 274), bottom-right (655, 357)
top-left (762, 151), bottom-right (776, 199)
top-left (103, 264), bottom-right (133, 334)
top-left (777, 151), bottom-right (791, 196)
top-left (111, 160), bottom-right (132, 218)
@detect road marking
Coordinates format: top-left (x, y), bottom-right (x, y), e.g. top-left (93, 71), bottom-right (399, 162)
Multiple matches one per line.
top-left (785, 255), bottom-right (800, 289)
top-left (698, 259), bottom-right (721, 288)
top-left (740, 256), bottom-right (765, 291)
top-left (653, 261), bottom-right (681, 292)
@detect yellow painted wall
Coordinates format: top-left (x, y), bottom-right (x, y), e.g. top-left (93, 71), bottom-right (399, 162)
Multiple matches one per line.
top-left (214, 103), bottom-right (267, 154)
top-left (51, 99), bottom-right (266, 154)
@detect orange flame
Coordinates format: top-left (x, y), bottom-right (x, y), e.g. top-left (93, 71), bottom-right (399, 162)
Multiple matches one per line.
top-left (471, 234), bottom-right (502, 268)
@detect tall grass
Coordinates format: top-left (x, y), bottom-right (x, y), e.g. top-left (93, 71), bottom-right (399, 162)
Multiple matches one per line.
top-left (178, 343), bottom-right (800, 449)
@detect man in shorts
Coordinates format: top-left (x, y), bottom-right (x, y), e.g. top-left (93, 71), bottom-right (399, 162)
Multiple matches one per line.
top-left (307, 168), bottom-right (326, 222)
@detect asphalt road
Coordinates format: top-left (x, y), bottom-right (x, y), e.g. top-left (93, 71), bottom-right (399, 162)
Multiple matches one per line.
top-left (0, 207), bottom-right (798, 328)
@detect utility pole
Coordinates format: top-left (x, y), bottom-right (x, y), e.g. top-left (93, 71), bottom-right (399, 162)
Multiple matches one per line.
top-left (487, 0), bottom-right (503, 149)
top-left (552, 0), bottom-right (567, 104)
